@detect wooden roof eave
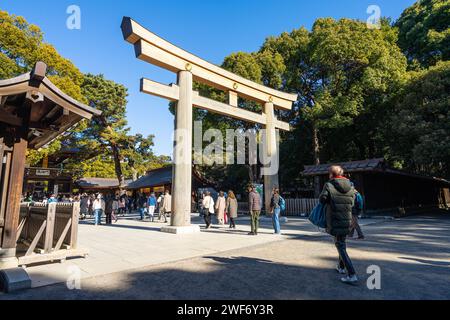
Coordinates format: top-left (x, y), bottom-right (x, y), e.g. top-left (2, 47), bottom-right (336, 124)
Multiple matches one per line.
top-left (0, 62), bottom-right (101, 120)
top-left (0, 62), bottom-right (102, 149)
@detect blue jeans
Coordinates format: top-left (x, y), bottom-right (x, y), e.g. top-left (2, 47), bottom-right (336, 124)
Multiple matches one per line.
top-left (272, 208), bottom-right (281, 234)
top-left (139, 208), bottom-right (145, 220)
top-left (94, 209), bottom-right (103, 225)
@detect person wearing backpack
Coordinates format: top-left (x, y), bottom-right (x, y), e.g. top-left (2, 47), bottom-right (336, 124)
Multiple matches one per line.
top-left (270, 188), bottom-right (283, 235)
top-left (319, 165), bottom-right (358, 284)
top-left (350, 189), bottom-right (365, 240)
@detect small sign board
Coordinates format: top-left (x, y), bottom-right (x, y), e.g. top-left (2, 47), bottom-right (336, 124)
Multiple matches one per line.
top-left (35, 169), bottom-right (51, 176)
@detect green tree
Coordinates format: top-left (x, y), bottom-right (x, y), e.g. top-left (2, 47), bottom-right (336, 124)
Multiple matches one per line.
top-left (122, 134), bottom-right (171, 181)
top-left (261, 18), bottom-right (407, 172)
top-left (73, 74), bottom-right (130, 188)
top-left (0, 10), bottom-right (86, 164)
top-left (388, 61), bottom-right (450, 178)
top-left (396, 0), bottom-right (450, 68)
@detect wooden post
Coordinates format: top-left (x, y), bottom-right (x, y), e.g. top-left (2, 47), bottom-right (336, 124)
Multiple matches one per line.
top-left (44, 203), bottom-right (56, 253)
top-left (70, 202), bottom-right (80, 249)
top-left (0, 142), bottom-right (12, 229)
top-left (0, 138), bottom-right (27, 267)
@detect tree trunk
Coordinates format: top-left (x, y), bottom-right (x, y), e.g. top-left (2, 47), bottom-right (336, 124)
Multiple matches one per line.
top-left (131, 167), bottom-right (138, 182)
top-left (312, 122), bottom-right (320, 166)
top-left (312, 122), bottom-right (322, 198)
top-left (111, 143), bottom-right (125, 189)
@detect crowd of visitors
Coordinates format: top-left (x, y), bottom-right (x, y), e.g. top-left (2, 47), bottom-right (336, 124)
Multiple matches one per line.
top-left (198, 186), bottom-right (283, 235)
top-left (21, 165), bottom-right (364, 284)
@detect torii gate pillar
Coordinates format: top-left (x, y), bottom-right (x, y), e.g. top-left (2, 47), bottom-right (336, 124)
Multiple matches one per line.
top-left (162, 70), bottom-right (200, 234)
top-left (263, 102), bottom-right (280, 213)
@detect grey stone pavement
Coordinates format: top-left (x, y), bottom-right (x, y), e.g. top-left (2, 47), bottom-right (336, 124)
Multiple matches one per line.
top-left (1, 212), bottom-right (450, 300)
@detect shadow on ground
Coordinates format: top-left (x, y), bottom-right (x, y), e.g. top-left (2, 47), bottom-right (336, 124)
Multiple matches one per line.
top-left (1, 214), bottom-right (449, 300)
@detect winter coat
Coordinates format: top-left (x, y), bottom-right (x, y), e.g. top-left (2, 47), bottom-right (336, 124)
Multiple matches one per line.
top-left (249, 191), bottom-right (262, 212)
top-left (215, 196), bottom-right (226, 216)
top-left (319, 178), bottom-right (356, 236)
top-left (226, 197), bottom-right (238, 218)
top-left (202, 196), bottom-right (215, 214)
top-left (162, 194), bottom-right (172, 213)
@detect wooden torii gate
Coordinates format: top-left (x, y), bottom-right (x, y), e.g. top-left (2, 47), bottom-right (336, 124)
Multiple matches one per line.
top-left (121, 17), bottom-right (297, 233)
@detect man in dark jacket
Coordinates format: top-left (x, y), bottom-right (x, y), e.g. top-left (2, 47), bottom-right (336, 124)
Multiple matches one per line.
top-left (319, 165), bottom-right (358, 284)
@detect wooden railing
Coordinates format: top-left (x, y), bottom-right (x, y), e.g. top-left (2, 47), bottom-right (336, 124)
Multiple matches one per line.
top-left (238, 198), bottom-right (319, 216)
top-left (17, 202), bottom-right (87, 266)
top-left (284, 198), bottom-right (319, 216)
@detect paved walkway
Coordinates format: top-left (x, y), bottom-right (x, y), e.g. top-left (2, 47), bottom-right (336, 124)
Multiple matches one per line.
top-left (18, 213), bottom-right (340, 288)
top-left (1, 213), bottom-right (449, 299)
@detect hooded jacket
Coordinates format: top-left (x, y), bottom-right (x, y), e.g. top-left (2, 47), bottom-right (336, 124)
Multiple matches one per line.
top-left (319, 177), bottom-right (356, 236)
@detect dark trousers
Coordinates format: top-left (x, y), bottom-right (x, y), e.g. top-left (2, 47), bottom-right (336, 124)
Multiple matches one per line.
top-left (229, 217), bottom-right (236, 228)
top-left (335, 235), bottom-right (356, 276)
top-left (350, 215), bottom-right (364, 238)
top-left (204, 210), bottom-right (211, 228)
top-left (105, 212), bottom-right (112, 225)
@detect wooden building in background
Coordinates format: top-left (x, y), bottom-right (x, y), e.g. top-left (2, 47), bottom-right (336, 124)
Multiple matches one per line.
top-left (127, 165), bottom-right (212, 196)
top-left (75, 177), bottom-right (132, 195)
top-left (303, 159), bottom-right (450, 216)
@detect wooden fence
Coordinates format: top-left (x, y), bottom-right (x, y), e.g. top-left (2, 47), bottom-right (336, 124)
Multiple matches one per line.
top-left (17, 202), bottom-right (88, 266)
top-left (238, 198), bottom-right (319, 216)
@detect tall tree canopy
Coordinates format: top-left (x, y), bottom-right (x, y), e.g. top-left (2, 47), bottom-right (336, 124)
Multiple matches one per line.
top-left (396, 0), bottom-right (450, 68)
top-left (0, 10), bottom-right (86, 164)
top-left (189, 17), bottom-right (410, 193)
top-left (388, 61), bottom-right (450, 178)
top-left (70, 74), bottom-right (167, 186)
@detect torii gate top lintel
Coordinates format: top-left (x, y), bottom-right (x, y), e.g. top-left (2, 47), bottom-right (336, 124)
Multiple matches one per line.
top-left (121, 17), bottom-right (298, 116)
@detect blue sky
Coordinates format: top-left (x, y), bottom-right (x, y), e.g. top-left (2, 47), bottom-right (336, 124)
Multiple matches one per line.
top-left (1, 0), bottom-right (416, 156)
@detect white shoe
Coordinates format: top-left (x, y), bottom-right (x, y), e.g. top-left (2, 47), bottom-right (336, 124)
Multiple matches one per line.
top-left (341, 275), bottom-right (358, 284)
top-left (336, 266), bottom-right (346, 274)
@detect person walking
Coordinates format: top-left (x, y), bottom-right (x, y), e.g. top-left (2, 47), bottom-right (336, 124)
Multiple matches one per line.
top-left (161, 190), bottom-right (172, 223)
top-left (248, 185), bottom-right (262, 235)
top-left (118, 196), bottom-right (126, 216)
top-left (215, 191), bottom-right (226, 226)
top-left (127, 195), bottom-right (133, 215)
top-left (157, 193), bottom-right (165, 222)
top-left (202, 191), bottom-right (215, 229)
top-left (112, 196), bottom-right (119, 223)
top-left (270, 188), bottom-right (282, 235)
top-left (350, 189), bottom-right (365, 240)
top-left (226, 190), bottom-right (238, 229)
top-left (191, 191), bottom-right (197, 214)
top-left (92, 194), bottom-right (105, 226)
top-left (319, 165), bottom-right (358, 284)
top-left (80, 194), bottom-right (89, 220)
top-left (137, 193), bottom-right (147, 220)
top-left (105, 195), bottom-right (114, 225)
top-left (48, 194), bottom-right (58, 204)
top-left (147, 193), bottom-right (157, 222)
top-left (88, 194), bottom-right (95, 218)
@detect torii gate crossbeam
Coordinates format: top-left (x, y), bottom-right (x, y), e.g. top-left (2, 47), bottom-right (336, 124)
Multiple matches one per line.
top-left (121, 17), bottom-right (298, 233)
